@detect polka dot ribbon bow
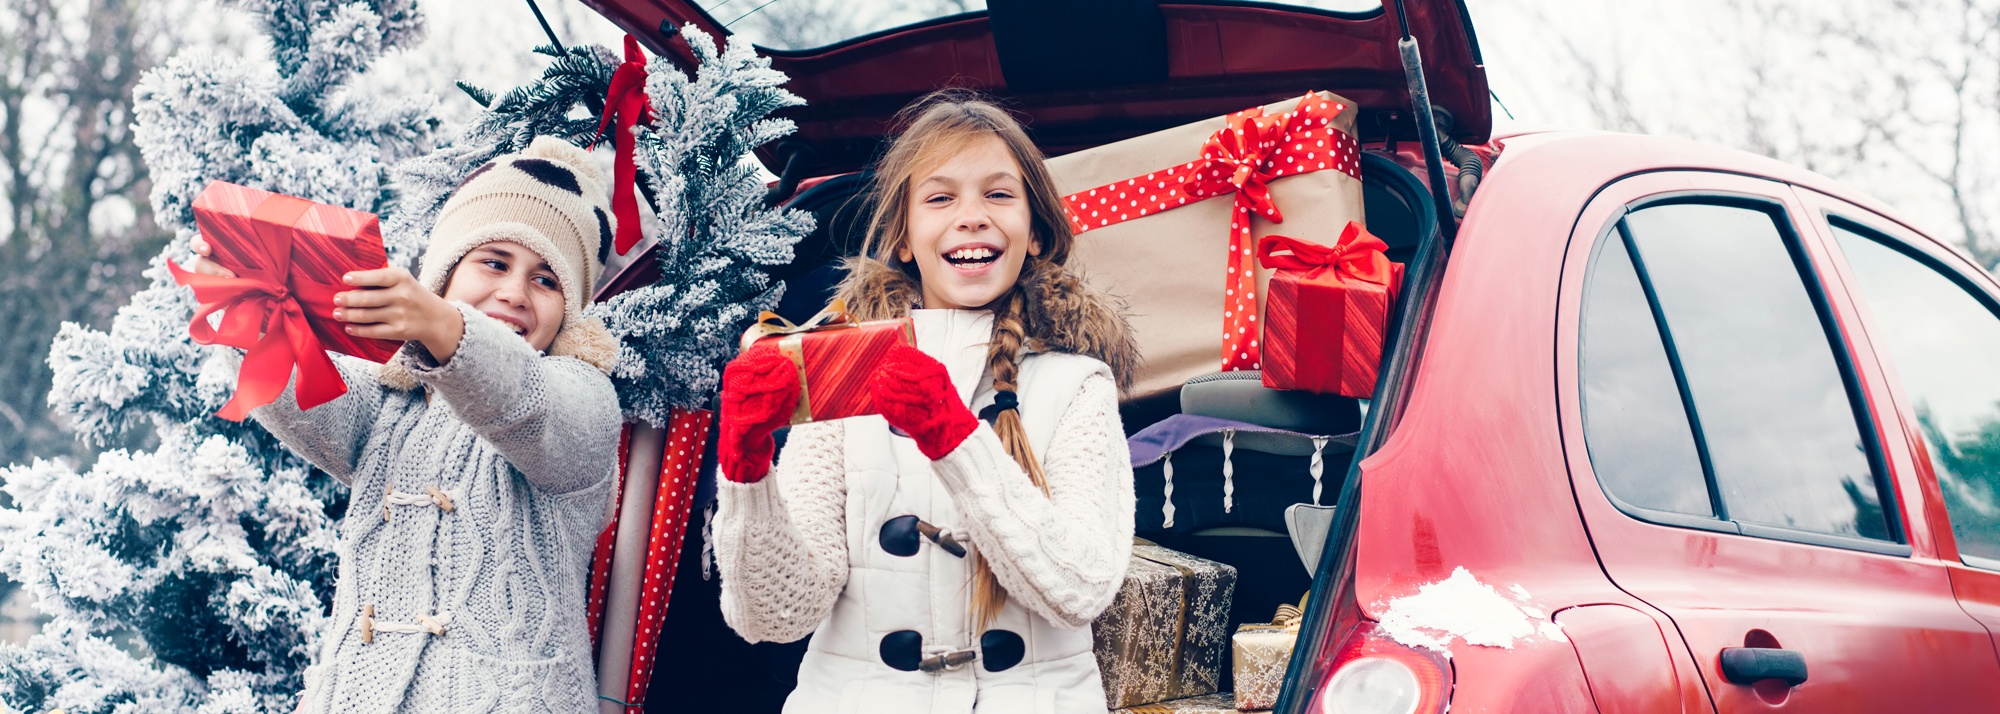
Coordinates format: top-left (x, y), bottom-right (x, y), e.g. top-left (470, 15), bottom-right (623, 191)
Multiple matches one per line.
top-left (1060, 93), bottom-right (1360, 372)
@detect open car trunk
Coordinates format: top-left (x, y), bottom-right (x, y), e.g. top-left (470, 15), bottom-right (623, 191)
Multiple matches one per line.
top-left (579, 0), bottom-right (1489, 175)
top-left (579, 1), bottom-right (1474, 710)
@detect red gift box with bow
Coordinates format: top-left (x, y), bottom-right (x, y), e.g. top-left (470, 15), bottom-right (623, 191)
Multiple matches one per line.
top-left (737, 299), bottom-right (916, 425)
top-left (168, 181), bottom-right (401, 421)
top-left (1257, 223), bottom-right (1404, 398)
top-left (1047, 91), bottom-right (1366, 400)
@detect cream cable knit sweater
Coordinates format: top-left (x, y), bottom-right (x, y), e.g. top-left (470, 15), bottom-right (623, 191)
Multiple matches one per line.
top-left (238, 303), bottom-right (620, 714)
top-left (715, 370), bottom-right (1134, 642)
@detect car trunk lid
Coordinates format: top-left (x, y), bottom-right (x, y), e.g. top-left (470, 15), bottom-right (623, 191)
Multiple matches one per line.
top-left (575, 0), bottom-right (1488, 175)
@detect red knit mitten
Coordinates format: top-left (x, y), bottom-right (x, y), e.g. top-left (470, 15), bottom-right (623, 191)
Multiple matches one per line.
top-left (719, 346), bottom-right (801, 484)
top-left (870, 344), bottom-right (979, 461)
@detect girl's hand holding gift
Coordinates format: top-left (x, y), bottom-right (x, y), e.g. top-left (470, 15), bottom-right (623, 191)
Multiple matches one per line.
top-left (869, 343), bottom-right (978, 461)
top-left (335, 267), bottom-right (464, 362)
top-left (185, 235), bottom-right (237, 279)
top-left (719, 346), bottom-right (802, 483)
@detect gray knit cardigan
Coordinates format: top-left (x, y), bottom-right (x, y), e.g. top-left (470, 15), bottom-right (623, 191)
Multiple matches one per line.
top-left (243, 303), bottom-right (620, 713)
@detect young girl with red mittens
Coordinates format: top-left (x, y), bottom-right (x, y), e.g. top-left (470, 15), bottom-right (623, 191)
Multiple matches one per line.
top-left (711, 91), bottom-right (1142, 713)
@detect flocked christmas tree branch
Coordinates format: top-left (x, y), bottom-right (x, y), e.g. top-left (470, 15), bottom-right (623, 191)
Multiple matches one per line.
top-left (3, 11), bottom-right (812, 712)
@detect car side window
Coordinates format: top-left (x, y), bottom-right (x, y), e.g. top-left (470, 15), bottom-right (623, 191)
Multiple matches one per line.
top-left (1581, 200), bottom-right (1897, 546)
top-left (1580, 232), bottom-right (1714, 517)
top-left (1830, 221), bottom-right (2000, 566)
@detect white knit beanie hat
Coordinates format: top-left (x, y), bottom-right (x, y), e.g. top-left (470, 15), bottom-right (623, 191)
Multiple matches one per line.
top-left (379, 136), bottom-right (620, 389)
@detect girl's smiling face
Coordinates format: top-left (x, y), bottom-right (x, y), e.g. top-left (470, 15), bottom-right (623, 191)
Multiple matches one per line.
top-left (898, 135), bottom-right (1041, 310)
top-left (442, 241), bottom-right (564, 351)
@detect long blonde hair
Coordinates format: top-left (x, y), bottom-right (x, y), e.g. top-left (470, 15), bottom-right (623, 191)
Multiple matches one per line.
top-left (861, 89), bottom-right (1077, 629)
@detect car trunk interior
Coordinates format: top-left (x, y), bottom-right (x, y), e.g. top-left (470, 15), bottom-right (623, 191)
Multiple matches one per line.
top-left (749, 146), bottom-right (1436, 694)
top-left (598, 0), bottom-right (1473, 706)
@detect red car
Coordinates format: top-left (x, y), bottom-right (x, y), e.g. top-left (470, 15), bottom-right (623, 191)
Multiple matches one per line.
top-left (585, 1), bottom-right (2000, 711)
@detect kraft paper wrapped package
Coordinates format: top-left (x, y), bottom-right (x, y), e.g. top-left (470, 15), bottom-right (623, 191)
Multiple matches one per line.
top-left (1231, 601), bottom-right (1306, 711)
top-left (1115, 693), bottom-right (1243, 713)
top-left (1048, 91), bottom-right (1366, 400)
top-left (1093, 541), bottom-right (1239, 709)
top-left (737, 299), bottom-right (916, 425)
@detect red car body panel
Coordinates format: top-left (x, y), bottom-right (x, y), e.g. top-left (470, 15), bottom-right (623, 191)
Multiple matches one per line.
top-left (1358, 130), bottom-right (2000, 712)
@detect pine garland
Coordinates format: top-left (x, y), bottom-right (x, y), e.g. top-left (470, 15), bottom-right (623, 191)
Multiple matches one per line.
top-left (389, 27), bottom-right (814, 425)
top-left (595, 27), bottom-right (813, 425)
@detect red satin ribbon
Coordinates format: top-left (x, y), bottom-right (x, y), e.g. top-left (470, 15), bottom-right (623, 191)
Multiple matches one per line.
top-left (168, 194), bottom-right (346, 421)
top-left (1257, 222), bottom-right (1399, 290)
top-left (1059, 93), bottom-right (1359, 373)
top-left (595, 34), bottom-right (655, 256)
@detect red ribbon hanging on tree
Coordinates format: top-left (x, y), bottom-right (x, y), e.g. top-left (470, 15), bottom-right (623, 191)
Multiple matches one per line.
top-left (1256, 223), bottom-right (1400, 290)
top-left (595, 34), bottom-right (656, 256)
top-left (167, 195), bottom-right (347, 421)
top-left (1059, 93), bottom-right (1359, 373)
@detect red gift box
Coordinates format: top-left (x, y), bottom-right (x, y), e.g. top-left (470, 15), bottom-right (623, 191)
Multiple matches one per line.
top-left (1257, 223), bottom-right (1404, 398)
top-left (737, 299), bottom-right (916, 424)
top-left (168, 181), bottom-right (400, 421)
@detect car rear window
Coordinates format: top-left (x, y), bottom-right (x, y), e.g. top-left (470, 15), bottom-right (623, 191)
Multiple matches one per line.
top-left (1829, 220), bottom-right (2000, 567)
top-left (1580, 199), bottom-right (1899, 549)
top-left (712, 0), bottom-right (1386, 52)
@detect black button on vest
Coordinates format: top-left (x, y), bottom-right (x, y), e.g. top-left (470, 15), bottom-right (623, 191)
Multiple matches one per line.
top-left (877, 515), bottom-right (967, 558)
top-left (980, 629), bottom-right (1026, 672)
top-left (880, 630), bottom-right (924, 672)
top-left (879, 516), bottom-right (923, 557)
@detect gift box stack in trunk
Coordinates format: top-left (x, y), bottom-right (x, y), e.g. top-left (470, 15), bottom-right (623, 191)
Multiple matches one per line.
top-left (1058, 90), bottom-right (1390, 711)
top-left (1048, 90), bottom-right (1398, 402)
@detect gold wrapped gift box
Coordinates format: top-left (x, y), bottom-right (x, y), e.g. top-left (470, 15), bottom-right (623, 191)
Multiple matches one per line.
top-left (1093, 540), bottom-right (1239, 709)
top-left (1230, 601), bottom-right (1305, 711)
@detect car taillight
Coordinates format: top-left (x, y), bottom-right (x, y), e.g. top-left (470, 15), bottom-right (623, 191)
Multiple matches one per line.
top-left (1310, 622), bottom-right (1452, 714)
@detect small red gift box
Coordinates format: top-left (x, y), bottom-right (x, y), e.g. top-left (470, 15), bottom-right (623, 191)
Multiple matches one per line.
top-left (738, 299), bottom-right (916, 424)
top-left (168, 181), bottom-right (400, 421)
top-left (1257, 223), bottom-right (1404, 399)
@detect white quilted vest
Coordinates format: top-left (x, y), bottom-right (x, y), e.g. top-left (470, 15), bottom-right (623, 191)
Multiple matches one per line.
top-left (783, 309), bottom-right (1111, 714)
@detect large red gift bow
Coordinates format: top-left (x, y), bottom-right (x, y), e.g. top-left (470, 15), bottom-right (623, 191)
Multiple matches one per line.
top-left (1256, 224), bottom-right (1403, 396)
top-left (1059, 93), bottom-right (1361, 373)
top-left (168, 194), bottom-right (347, 421)
top-left (595, 34), bottom-right (656, 256)
top-left (587, 410), bottom-right (713, 712)
top-left (1256, 223), bottom-right (1399, 287)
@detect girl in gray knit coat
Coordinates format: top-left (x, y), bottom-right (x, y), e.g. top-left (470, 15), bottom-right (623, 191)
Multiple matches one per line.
top-left (187, 137), bottom-right (624, 713)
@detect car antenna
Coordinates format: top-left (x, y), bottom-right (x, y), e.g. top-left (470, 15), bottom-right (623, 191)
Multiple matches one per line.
top-left (1390, 0), bottom-right (1461, 245)
top-left (726, 0), bottom-right (786, 27)
top-left (1491, 89), bottom-right (1516, 121)
top-left (523, 0), bottom-right (565, 54)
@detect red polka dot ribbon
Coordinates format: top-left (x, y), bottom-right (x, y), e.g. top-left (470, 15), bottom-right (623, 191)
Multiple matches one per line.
top-left (584, 409), bottom-right (715, 710)
top-left (624, 408), bottom-right (712, 708)
top-left (1060, 93), bottom-right (1360, 372)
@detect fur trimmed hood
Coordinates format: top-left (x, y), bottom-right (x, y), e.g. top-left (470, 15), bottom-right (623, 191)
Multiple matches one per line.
top-left (832, 257), bottom-right (1142, 394)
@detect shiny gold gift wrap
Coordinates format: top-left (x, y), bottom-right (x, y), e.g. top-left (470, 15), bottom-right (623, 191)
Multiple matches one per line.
top-left (1092, 541), bottom-right (1239, 709)
top-left (1230, 601), bottom-right (1304, 711)
top-left (1114, 692), bottom-right (1243, 713)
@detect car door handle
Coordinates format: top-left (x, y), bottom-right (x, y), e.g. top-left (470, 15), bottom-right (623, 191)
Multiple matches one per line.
top-left (1720, 647), bottom-right (1808, 687)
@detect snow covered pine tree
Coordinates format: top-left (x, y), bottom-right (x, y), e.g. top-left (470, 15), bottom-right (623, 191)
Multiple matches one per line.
top-left (0, 10), bottom-right (812, 712)
top-left (0, 1), bottom-right (434, 711)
